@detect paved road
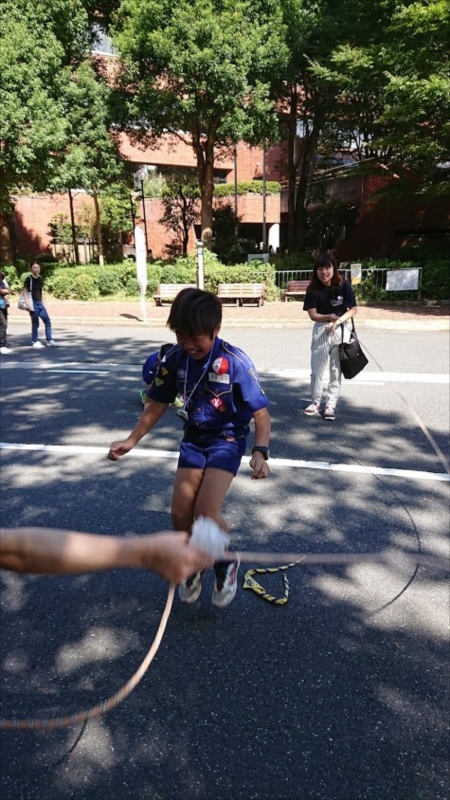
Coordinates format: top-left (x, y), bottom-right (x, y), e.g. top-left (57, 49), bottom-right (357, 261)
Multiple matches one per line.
top-left (1, 324), bottom-right (449, 800)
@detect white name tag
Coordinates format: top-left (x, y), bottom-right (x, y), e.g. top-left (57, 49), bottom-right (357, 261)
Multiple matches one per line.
top-left (208, 372), bottom-right (230, 384)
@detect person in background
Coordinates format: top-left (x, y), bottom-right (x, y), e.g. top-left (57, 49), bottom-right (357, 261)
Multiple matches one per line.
top-left (23, 262), bottom-right (58, 349)
top-left (0, 527), bottom-right (214, 585)
top-left (141, 343), bottom-right (184, 409)
top-left (0, 271), bottom-right (11, 355)
top-left (303, 252), bottom-right (357, 420)
top-left (109, 288), bottom-right (271, 609)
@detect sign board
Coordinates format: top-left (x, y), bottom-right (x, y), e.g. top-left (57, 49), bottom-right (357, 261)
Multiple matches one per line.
top-left (247, 253), bottom-right (269, 264)
top-left (134, 225), bottom-right (147, 293)
top-left (350, 263), bottom-right (362, 285)
top-left (386, 268), bottom-right (420, 291)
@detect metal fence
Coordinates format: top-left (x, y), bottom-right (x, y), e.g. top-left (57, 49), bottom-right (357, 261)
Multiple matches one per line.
top-left (274, 267), bottom-right (422, 297)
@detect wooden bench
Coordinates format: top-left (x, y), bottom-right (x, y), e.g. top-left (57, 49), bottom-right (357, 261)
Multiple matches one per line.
top-left (217, 283), bottom-right (265, 307)
top-left (153, 283), bottom-right (197, 306)
top-left (283, 280), bottom-right (309, 301)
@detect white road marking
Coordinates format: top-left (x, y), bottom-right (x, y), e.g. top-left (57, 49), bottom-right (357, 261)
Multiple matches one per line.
top-left (260, 369), bottom-right (449, 384)
top-left (46, 369), bottom-right (111, 374)
top-left (1, 442), bottom-right (448, 483)
top-left (1, 362), bottom-right (448, 383)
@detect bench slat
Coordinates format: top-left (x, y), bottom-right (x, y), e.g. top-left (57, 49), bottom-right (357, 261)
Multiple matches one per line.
top-left (154, 284), bottom-right (197, 305)
top-left (218, 283), bottom-right (265, 307)
top-left (283, 280), bottom-right (310, 301)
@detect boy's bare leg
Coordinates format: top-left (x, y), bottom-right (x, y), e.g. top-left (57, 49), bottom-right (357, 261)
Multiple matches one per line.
top-left (195, 468), bottom-right (239, 607)
top-left (171, 467), bottom-right (205, 533)
top-left (173, 467), bottom-right (236, 605)
top-left (193, 468), bottom-right (234, 532)
top-left (171, 467), bottom-right (234, 533)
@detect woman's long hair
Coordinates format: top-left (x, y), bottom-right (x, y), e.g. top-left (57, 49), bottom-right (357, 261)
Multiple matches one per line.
top-left (307, 252), bottom-right (342, 295)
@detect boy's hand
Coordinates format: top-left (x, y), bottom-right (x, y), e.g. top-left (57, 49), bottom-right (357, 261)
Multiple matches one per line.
top-left (249, 453), bottom-right (270, 479)
top-left (107, 439), bottom-right (133, 461)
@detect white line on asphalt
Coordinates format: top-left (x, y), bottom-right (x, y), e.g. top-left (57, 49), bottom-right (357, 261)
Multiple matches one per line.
top-left (1, 362), bottom-right (448, 383)
top-left (46, 369), bottom-right (111, 374)
top-left (1, 442), bottom-right (448, 483)
top-left (260, 369), bottom-right (449, 383)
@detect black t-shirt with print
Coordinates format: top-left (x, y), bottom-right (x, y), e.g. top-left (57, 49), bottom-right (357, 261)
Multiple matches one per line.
top-left (303, 280), bottom-right (356, 317)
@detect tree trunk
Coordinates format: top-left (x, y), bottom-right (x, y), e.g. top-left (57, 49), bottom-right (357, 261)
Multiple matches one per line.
top-left (286, 87), bottom-right (299, 254)
top-left (0, 183), bottom-right (14, 266)
top-left (294, 112), bottom-right (324, 252)
top-left (93, 190), bottom-right (104, 266)
top-left (192, 125), bottom-right (215, 249)
top-left (0, 211), bottom-right (14, 266)
top-left (181, 196), bottom-right (189, 255)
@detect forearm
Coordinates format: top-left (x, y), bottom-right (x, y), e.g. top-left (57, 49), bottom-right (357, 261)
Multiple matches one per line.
top-left (253, 407), bottom-right (271, 446)
top-left (308, 310), bottom-right (336, 323)
top-left (0, 528), bottom-right (215, 583)
top-left (126, 400), bottom-right (168, 446)
top-left (336, 306), bottom-right (357, 325)
top-left (0, 528), bottom-right (129, 574)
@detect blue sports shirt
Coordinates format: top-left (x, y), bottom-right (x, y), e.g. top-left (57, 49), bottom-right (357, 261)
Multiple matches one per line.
top-left (148, 337), bottom-right (269, 434)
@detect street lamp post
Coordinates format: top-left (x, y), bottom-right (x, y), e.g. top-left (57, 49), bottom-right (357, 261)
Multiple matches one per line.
top-left (140, 179), bottom-right (149, 256)
top-left (196, 240), bottom-right (204, 290)
top-left (234, 144), bottom-right (239, 238)
top-left (68, 189), bottom-right (80, 264)
top-left (262, 147), bottom-right (267, 251)
top-left (135, 224), bottom-right (148, 322)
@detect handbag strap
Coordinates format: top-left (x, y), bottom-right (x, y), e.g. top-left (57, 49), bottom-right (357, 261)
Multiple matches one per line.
top-left (340, 317), bottom-right (356, 342)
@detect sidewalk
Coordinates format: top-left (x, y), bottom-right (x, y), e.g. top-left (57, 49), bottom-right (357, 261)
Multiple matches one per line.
top-left (7, 297), bottom-right (450, 330)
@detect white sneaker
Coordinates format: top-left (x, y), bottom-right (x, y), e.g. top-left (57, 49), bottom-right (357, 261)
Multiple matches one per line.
top-left (179, 572), bottom-right (203, 604)
top-left (46, 340), bottom-right (58, 347)
top-left (211, 559), bottom-right (240, 608)
top-left (0, 346), bottom-right (12, 355)
top-left (32, 341), bottom-right (44, 349)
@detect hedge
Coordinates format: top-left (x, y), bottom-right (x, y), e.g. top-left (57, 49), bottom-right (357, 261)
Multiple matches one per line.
top-left (3, 251), bottom-right (448, 301)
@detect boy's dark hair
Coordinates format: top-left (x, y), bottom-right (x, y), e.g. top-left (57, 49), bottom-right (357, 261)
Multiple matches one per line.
top-left (167, 288), bottom-right (222, 337)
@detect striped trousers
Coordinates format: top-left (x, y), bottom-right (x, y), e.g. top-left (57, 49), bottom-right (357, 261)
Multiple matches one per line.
top-left (309, 322), bottom-right (352, 410)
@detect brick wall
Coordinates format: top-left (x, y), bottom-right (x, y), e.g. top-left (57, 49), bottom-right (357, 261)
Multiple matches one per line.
top-left (13, 183), bottom-right (281, 260)
top-left (13, 193), bottom-right (96, 259)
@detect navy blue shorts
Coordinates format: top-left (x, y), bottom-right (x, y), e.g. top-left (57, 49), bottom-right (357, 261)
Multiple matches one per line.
top-left (178, 429), bottom-right (247, 476)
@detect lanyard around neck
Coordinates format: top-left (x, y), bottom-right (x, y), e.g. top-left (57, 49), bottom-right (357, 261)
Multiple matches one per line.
top-left (182, 349), bottom-right (213, 409)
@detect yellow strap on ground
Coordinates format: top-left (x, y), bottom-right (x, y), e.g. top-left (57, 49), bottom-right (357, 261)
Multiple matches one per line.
top-left (242, 560), bottom-right (304, 605)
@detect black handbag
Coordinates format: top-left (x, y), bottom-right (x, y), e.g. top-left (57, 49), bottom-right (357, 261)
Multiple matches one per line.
top-left (338, 320), bottom-right (369, 379)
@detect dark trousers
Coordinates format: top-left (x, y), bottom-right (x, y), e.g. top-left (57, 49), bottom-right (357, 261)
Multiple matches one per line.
top-left (0, 308), bottom-right (7, 347)
top-left (30, 301), bottom-right (52, 343)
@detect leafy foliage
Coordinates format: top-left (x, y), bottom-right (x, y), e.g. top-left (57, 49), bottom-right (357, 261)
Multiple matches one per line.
top-left (111, 0), bottom-right (288, 244)
top-left (159, 172), bottom-right (200, 256)
top-left (213, 181), bottom-right (281, 197)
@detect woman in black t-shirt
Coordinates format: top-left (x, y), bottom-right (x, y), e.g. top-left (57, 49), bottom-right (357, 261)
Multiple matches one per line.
top-left (302, 253), bottom-right (357, 420)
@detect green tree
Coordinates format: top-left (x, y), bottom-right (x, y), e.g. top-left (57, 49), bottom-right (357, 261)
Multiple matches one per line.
top-left (51, 60), bottom-right (129, 265)
top-left (278, 0), bottom-right (391, 252)
top-left (0, 0), bottom-right (91, 263)
top-left (159, 172), bottom-right (200, 256)
top-left (277, 0), bottom-right (450, 250)
top-left (376, 0), bottom-right (450, 195)
top-left (111, 0), bottom-right (287, 248)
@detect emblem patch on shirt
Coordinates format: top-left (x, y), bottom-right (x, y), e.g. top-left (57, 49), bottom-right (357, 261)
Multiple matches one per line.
top-left (155, 377), bottom-right (164, 386)
top-left (177, 368), bottom-right (186, 378)
top-left (208, 372), bottom-right (230, 384)
top-left (212, 357), bottom-right (229, 375)
top-left (210, 397), bottom-right (226, 412)
top-left (161, 367), bottom-right (169, 376)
